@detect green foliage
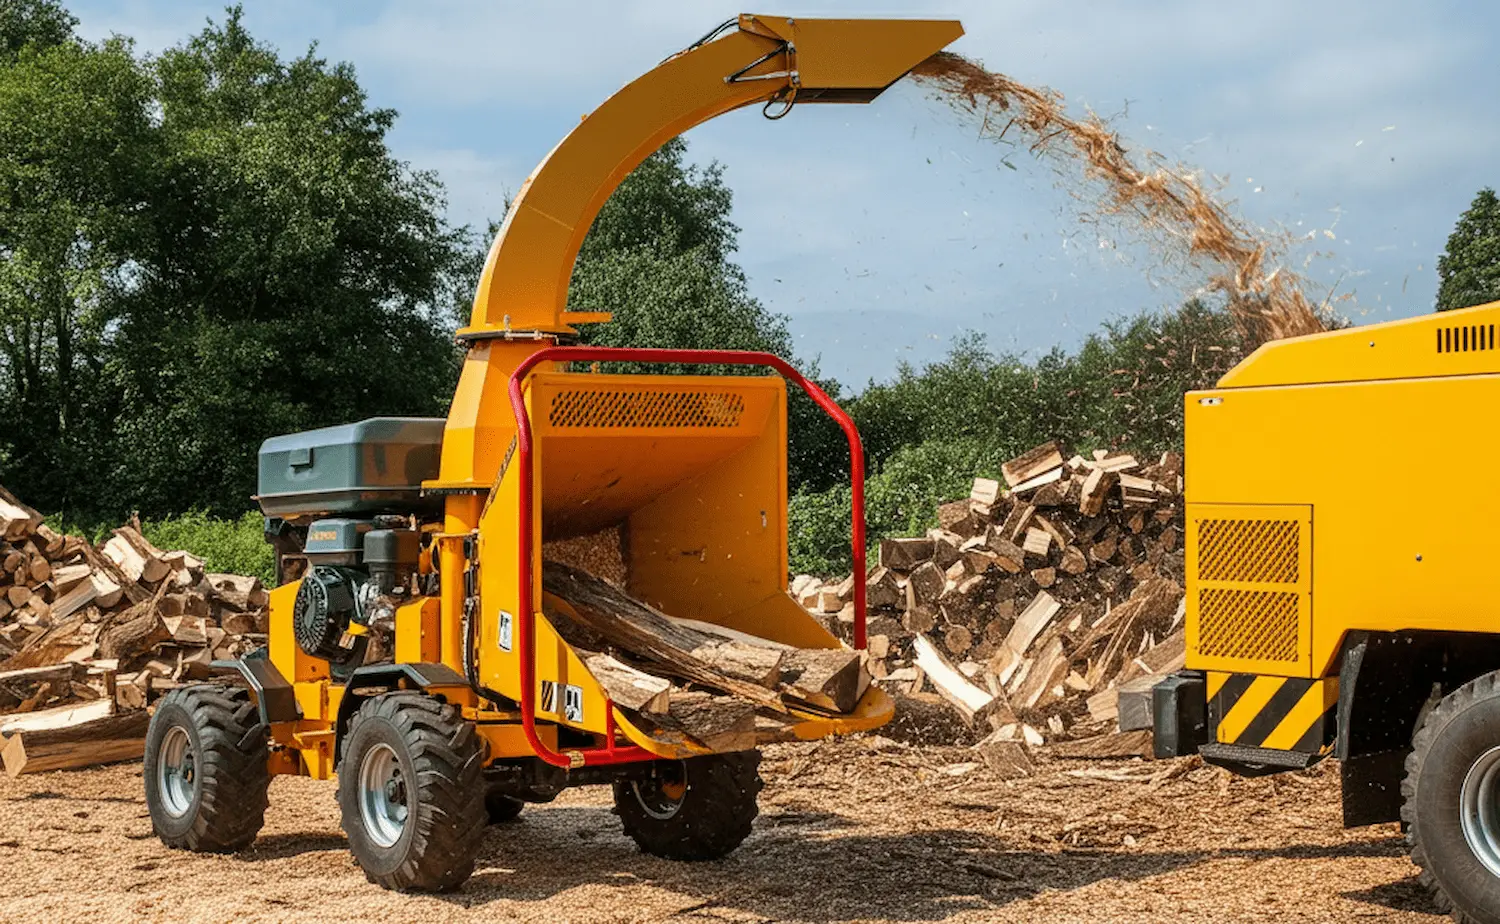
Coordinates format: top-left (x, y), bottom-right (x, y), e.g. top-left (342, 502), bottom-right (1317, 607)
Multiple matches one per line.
top-left (0, 27), bottom-right (156, 512)
top-left (0, 0), bottom-right (76, 57)
top-left (108, 10), bottom-right (467, 517)
top-left (789, 301), bottom-right (1244, 575)
top-left (1437, 188), bottom-right (1500, 312)
top-left (140, 510), bottom-right (275, 583)
top-left (575, 138), bottom-right (737, 269)
top-left (848, 299), bottom-right (1242, 473)
top-left (0, 7), bottom-right (471, 521)
top-left (37, 507), bottom-right (274, 582)
top-left (788, 437), bottom-right (1008, 575)
top-left (787, 482), bottom-right (852, 577)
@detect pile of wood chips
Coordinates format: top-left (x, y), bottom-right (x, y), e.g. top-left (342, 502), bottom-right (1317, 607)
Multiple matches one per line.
top-left (791, 440), bottom-right (1188, 769)
top-left (0, 485), bottom-right (268, 776)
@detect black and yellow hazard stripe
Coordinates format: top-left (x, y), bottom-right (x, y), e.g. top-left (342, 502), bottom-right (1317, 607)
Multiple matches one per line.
top-left (1206, 671), bottom-right (1338, 754)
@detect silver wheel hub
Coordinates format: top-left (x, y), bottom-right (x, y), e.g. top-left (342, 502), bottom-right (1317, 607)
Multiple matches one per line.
top-left (358, 743), bottom-right (409, 848)
top-left (1461, 745), bottom-right (1500, 878)
top-left (632, 763), bottom-right (687, 821)
top-left (157, 725), bottom-right (198, 818)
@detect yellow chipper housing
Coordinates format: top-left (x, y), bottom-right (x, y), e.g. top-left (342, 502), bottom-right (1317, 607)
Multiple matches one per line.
top-left (1153, 299), bottom-right (1500, 922)
top-left (139, 15), bottom-right (964, 892)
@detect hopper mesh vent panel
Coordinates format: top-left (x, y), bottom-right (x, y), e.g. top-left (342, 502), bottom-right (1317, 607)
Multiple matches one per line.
top-left (548, 389), bottom-right (746, 429)
top-left (1197, 588), bottom-right (1301, 662)
top-left (1197, 518), bottom-right (1300, 583)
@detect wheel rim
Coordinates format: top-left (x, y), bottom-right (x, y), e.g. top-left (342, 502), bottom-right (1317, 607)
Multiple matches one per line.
top-left (157, 725), bottom-right (197, 818)
top-left (1461, 745), bottom-right (1500, 878)
top-left (358, 743), bottom-right (409, 848)
top-left (632, 763), bottom-right (688, 820)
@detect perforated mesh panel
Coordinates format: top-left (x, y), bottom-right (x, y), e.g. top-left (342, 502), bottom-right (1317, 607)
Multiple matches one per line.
top-left (1189, 504), bottom-right (1309, 670)
top-left (548, 389), bottom-right (746, 429)
top-left (1197, 519), bottom-right (1299, 583)
top-left (1197, 588), bottom-right (1300, 662)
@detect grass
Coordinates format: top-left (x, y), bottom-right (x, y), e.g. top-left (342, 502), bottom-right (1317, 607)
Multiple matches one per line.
top-left (140, 511), bottom-right (274, 583)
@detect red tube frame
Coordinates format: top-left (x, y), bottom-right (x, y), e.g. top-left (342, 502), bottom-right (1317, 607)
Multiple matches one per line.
top-left (505, 346), bottom-right (867, 768)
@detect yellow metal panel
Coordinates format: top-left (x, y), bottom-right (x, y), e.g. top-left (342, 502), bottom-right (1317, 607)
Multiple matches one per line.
top-left (1207, 673), bottom-right (1337, 753)
top-left (739, 15), bottom-right (964, 89)
top-left (1219, 299), bottom-right (1500, 388)
top-left (1188, 373), bottom-right (1500, 675)
top-left (718, 592), bottom-right (841, 650)
top-left (1185, 503), bottom-right (1312, 676)
top-left (291, 730), bottom-right (336, 780)
top-left (437, 340), bottom-right (550, 488)
top-left (268, 580), bottom-right (327, 685)
top-left (293, 681), bottom-right (329, 725)
top-left (466, 368), bottom-right (855, 749)
top-left (783, 685), bottom-right (896, 741)
top-left (622, 377), bottom-right (788, 629)
top-left (394, 596), bottom-right (441, 664)
top-left (475, 722), bottom-right (557, 761)
top-left (530, 372), bottom-right (777, 539)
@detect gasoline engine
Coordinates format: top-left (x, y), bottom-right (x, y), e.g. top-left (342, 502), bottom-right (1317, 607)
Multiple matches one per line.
top-left (290, 518), bottom-right (423, 677)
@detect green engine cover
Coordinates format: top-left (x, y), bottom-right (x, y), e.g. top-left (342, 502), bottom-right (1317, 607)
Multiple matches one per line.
top-left (256, 417), bottom-right (444, 520)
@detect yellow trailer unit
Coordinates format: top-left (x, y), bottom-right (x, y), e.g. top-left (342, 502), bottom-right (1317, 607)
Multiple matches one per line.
top-left (1154, 300), bottom-right (1500, 923)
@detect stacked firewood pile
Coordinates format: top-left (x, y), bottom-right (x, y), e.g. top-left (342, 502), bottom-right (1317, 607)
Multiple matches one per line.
top-left (0, 486), bottom-right (268, 776)
top-left (792, 441), bottom-right (1188, 763)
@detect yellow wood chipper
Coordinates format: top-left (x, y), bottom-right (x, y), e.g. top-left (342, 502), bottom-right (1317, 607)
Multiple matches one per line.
top-left (140, 15), bottom-right (964, 892)
top-left (1152, 301), bottom-right (1500, 923)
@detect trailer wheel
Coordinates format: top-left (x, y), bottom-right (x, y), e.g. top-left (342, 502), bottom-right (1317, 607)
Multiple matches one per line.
top-left (614, 751), bottom-right (762, 861)
top-left (1403, 671), bottom-right (1500, 924)
top-left (338, 692), bottom-right (486, 892)
top-left (144, 684), bottom-right (270, 852)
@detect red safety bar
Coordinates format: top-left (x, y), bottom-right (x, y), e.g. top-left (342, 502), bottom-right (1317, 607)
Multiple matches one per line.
top-left (505, 346), bottom-right (868, 768)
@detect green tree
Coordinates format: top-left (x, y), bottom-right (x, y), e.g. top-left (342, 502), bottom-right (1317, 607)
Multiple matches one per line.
top-left (103, 9), bottom-right (469, 517)
top-left (1437, 188), bottom-right (1500, 312)
top-left (0, 16), bottom-right (155, 511)
top-left (0, 0), bottom-right (75, 57)
top-left (0, 6), bottom-right (472, 521)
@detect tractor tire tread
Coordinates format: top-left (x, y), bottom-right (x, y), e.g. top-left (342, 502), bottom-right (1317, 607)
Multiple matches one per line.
top-left (1403, 670), bottom-right (1500, 924)
top-left (615, 751), bottom-right (762, 861)
top-left (145, 683), bottom-right (270, 853)
top-left (338, 692), bottom-right (486, 893)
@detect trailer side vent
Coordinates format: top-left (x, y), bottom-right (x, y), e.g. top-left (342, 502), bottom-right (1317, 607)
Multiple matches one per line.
top-left (1188, 504), bottom-right (1310, 671)
top-left (1437, 323), bottom-right (1495, 353)
top-left (549, 389), bottom-right (746, 429)
top-left (1197, 518), bottom-right (1299, 583)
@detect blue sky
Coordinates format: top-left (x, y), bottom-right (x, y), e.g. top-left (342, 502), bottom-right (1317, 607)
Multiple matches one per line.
top-left (72, 1), bottom-right (1500, 388)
